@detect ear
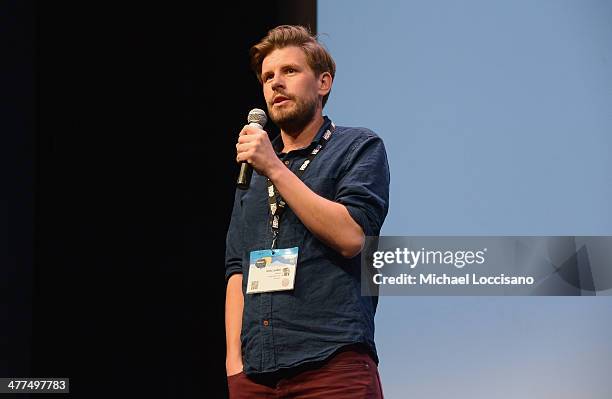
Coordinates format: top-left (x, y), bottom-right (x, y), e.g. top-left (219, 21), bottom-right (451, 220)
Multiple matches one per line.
top-left (317, 72), bottom-right (332, 97)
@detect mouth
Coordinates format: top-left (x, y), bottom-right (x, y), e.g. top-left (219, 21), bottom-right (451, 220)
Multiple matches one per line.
top-left (273, 95), bottom-right (291, 106)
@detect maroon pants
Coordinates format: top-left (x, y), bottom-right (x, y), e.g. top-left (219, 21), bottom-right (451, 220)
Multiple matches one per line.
top-left (227, 346), bottom-right (384, 398)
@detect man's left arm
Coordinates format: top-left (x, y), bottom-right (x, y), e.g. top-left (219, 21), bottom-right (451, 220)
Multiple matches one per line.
top-left (269, 134), bottom-right (390, 258)
top-left (269, 166), bottom-right (363, 258)
top-left (236, 126), bottom-right (390, 258)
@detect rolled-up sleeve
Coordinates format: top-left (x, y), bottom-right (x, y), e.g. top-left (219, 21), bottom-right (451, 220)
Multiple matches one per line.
top-left (224, 188), bottom-right (244, 283)
top-left (335, 132), bottom-right (390, 236)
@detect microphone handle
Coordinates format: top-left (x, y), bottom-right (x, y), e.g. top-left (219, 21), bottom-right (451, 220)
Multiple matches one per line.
top-left (237, 162), bottom-right (252, 190)
top-left (236, 122), bottom-right (263, 190)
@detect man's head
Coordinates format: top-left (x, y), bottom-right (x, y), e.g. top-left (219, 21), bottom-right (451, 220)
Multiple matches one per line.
top-left (250, 25), bottom-right (335, 133)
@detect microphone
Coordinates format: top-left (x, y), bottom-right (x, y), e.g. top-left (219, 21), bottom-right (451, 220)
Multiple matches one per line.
top-left (237, 108), bottom-right (268, 190)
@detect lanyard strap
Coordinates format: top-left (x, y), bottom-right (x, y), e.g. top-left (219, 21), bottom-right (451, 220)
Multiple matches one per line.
top-left (266, 122), bottom-right (335, 249)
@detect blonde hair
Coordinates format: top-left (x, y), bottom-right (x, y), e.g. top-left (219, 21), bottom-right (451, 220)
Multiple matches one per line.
top-left (250, 25), bottom-right (336, 107)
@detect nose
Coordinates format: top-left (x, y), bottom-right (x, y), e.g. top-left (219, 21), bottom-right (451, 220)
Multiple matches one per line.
top-left (271, 75), bottom-right (285, 91)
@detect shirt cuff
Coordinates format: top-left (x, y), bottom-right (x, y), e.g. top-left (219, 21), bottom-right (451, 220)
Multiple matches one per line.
top-left (343, 204), bottom-right (379, 237)
top-left (225, 267), bottom-right (243, 283)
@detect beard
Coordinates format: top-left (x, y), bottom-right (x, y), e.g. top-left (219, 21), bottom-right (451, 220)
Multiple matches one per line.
top-left (267, 92), bottom-right (318, 136)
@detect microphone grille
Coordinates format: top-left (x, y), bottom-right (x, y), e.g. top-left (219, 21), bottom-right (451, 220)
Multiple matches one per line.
top-left (248, 108), bottom-right (267, 127)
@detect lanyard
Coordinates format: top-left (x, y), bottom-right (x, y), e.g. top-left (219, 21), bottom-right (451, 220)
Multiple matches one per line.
top-left (267, 122), bottom-right (335, 250)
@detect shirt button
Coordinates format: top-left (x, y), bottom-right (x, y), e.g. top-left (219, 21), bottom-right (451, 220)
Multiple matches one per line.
top-left (263, 320), bottom-right (269, 327)
top-left (284, 160), bottom-right (290, 165)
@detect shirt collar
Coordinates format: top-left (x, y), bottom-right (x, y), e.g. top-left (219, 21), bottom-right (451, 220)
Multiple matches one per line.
top-left (272, 115), bottom-right (333, 155)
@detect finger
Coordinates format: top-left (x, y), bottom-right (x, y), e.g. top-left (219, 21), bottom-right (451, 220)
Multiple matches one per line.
top-left (238, 134), bottom-right (255, 144)
top-left (236, 142), bottom-right (250, 153)
top-left (238, 125), bottom-right (250, 137)
top-left (236, 156), bottom-right (253, 165)
top-left (242, 125), bottom-right (265, 136)
top-left (239, 125), bottom-right (257, 136)
top-left (242, 131), bottom-right (268, 146)
top-left (236, 150), bottom-right (254, 163)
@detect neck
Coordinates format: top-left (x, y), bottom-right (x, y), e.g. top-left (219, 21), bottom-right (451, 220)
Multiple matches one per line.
top-left (281, 113), bottom-right (325, 153)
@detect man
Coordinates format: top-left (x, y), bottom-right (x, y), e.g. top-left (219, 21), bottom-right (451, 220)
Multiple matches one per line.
top-left (225, 25), bottom-right (390, 398)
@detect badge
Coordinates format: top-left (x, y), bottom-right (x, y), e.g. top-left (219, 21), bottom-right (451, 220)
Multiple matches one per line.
top-left (246, 247), bottom-right (299, 294)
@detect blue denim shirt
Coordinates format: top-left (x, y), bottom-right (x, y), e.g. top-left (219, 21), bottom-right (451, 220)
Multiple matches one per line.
top-left (224, 116), bottom-right (390, 376)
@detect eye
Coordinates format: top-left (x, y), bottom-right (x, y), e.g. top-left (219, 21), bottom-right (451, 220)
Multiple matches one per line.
top-left (287, 68), bottom-right (296, 74)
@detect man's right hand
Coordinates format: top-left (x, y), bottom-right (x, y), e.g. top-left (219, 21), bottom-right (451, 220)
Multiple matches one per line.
top-left (225, 274), bottom-right (245, 377)
top-left (226, 356), bottom-right (244, 377)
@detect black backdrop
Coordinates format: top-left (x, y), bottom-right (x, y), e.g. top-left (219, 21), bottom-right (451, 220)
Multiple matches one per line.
top-left (4, 1), bottom-right (316, 397)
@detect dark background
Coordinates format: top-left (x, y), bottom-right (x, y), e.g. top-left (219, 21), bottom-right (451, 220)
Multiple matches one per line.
top-left (3, 1), bottom-right (315, 397)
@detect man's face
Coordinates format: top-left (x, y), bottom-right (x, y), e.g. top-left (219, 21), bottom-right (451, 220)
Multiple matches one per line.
top-left (261, 46), bottom-right (325, 133)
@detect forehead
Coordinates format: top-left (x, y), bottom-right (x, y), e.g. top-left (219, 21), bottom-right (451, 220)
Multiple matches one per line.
top-left (261, 46), bottom-right (309, 72)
